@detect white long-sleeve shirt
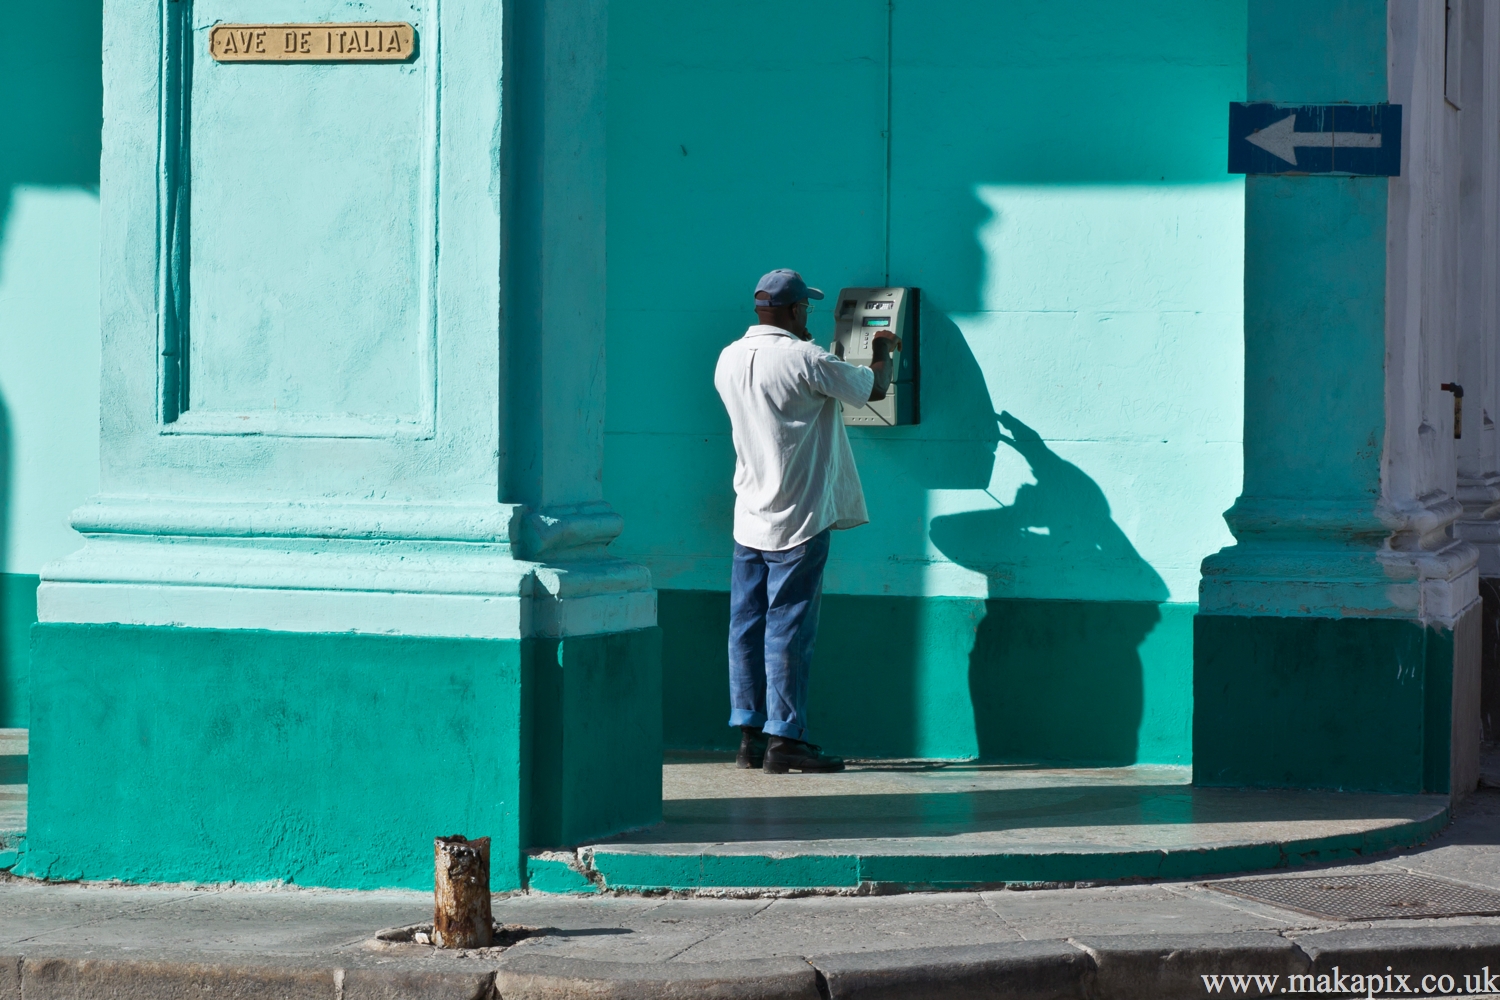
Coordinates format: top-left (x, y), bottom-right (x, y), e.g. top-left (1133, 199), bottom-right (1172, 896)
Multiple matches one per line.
top-left (714, 324), bottom-right (876, 551)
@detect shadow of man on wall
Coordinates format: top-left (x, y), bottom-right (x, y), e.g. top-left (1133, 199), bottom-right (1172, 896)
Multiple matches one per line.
top-left (0, 1), bottom-right (101, 228)
top-left (929, 410), bottom-right (1168, 765)
top-left (0, 396), bottom-right (10, 728)
top-left (0, 0), bottom-right (102, 731)
top-left (805, 292), bottom-right (1003, 758)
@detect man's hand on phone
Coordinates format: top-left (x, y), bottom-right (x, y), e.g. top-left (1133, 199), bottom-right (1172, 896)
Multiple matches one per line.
top-left (868, 331), bottom-right (901, 401)
top-left (871, 331), bottom-right (903, 358)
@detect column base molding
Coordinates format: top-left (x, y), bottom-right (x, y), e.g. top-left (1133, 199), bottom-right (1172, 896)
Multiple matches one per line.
top-left (1453, 473), bottom-right (1500, 575)
top-left (1202, 495), bottom-right (1479, 625)
top-left (1199, 539), bottom-right (1478, 625)
top-left (38, 497), bottom-right (655, 639)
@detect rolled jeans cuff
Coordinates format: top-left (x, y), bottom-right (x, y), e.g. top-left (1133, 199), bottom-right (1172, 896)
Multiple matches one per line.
top-left (729, 709), bottom-right (767, 729)
top-left (761, 720), bottom-right (806, 740)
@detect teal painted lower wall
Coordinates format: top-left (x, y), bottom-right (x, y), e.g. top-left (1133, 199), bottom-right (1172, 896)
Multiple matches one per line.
top-left (0, 575), bottom-right (37, 729)
top-left (661, 590), bottom-right (1193, 765)
top-left (528, 628), bottom-right (663, 847)
top-left (1195, 612), bottom-right (1464, 794)
top-left (21, 622), bottom-right (660, 890)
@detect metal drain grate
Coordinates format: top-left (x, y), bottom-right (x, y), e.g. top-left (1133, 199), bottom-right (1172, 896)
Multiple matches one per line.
top-left (1205, 871), bottom-right (1500, 921)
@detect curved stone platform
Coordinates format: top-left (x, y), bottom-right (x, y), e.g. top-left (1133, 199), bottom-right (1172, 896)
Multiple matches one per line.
top-left (562, 758), bottom-right (1450, 893)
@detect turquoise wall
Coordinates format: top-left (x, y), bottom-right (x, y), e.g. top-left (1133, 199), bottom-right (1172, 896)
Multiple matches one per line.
top-left (662, 592), bottom-right (1193, 763)
top-left (606, 0), bottom-right (1246, 762)
top-left (0, 0), bottom-right (103, 728)
top-left (1, 0), bottom-right (1249, 766)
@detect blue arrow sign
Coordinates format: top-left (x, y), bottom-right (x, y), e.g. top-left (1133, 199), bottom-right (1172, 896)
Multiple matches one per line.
top-left (1228, 103), bottom-right (1401, 176)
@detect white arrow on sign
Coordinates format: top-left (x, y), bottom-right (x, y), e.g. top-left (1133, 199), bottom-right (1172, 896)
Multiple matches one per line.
top-left (1246, 113), bottom-right (1382, 166)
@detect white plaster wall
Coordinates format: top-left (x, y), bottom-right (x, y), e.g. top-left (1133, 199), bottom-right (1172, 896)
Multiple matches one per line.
top-left (1387, 0), bottom-right (1463, 516)
top-left (1454, 0), bottom-right (1500, 492)
top-left (1451, 0), bottom-right (1500, 576)
top-left (1378, 0), bottom-right (1483, 626)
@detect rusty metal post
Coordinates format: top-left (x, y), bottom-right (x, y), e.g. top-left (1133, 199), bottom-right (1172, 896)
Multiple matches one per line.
top-left (433, 835), bottom-right (493, 948)
top-left (1443, 382), bottom-right (1464, 438)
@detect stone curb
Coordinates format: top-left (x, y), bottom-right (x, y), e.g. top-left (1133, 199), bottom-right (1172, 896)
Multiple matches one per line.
top-left (19, 957), bottom-right (334, 1000)
top-left (496, 954), bottom-right (820, 999)
top-left (1, 955), bottom-right (18, 1000)
top-left (0, 957), bottom-right (495, 1000)
top-left (1070, 932), bottom-right (1307, 1000)
top-left (807, 939), bottom-right (1092, 1000)
top-left (1292, 925), bottom-right (1500, 981)
top-left (3, 926), bottom-right (1500, 1000)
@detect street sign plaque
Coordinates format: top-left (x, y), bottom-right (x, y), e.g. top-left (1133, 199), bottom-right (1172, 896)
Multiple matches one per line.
top-left (209, 23), bottom-right (416, 62)
top-left (1228, 103), bottom-right (1401, 176)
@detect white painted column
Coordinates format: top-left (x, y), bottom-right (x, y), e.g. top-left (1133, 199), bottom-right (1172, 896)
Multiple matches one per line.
top-left (1376, 0), bottom-right (1479, 627)
top-left (1385, 0), bottom-right (1484, 796)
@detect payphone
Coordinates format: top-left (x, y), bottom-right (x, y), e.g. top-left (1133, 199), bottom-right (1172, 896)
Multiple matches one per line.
top-left (831, 287), bottom-right (919, 426)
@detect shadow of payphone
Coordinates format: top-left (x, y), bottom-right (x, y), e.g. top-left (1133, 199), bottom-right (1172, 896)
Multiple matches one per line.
top-left (831, 287), bottom-right (919, 426)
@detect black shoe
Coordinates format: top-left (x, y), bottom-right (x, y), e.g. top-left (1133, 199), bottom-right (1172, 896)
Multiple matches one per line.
top-left (736, 727), bottom-right (768, 769)
top-left (762, 736), bottom-right (845, 774)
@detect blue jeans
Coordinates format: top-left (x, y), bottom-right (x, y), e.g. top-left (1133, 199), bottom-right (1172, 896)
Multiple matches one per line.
top-left (727, 529), bottom-right (831, 741)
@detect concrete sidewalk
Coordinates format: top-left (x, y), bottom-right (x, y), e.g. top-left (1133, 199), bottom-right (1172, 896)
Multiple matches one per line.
top-left (3, 784), bottom-right (1500, 998)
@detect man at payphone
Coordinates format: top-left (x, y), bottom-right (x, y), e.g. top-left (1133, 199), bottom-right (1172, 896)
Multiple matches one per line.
top-left (713, 269), bottom-right (899, 774)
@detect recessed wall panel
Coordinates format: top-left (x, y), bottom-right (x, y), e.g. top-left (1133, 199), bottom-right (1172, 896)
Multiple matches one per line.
top-left (176, 0), bottom-right (434, 436)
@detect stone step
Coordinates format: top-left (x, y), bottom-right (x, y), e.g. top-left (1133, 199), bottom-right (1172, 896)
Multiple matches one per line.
top-left (548, 759), bottom-right (1452, 893)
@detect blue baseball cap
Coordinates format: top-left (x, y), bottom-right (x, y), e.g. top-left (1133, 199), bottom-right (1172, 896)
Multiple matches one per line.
top-left (754, 269), bottom-right (824, 307)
